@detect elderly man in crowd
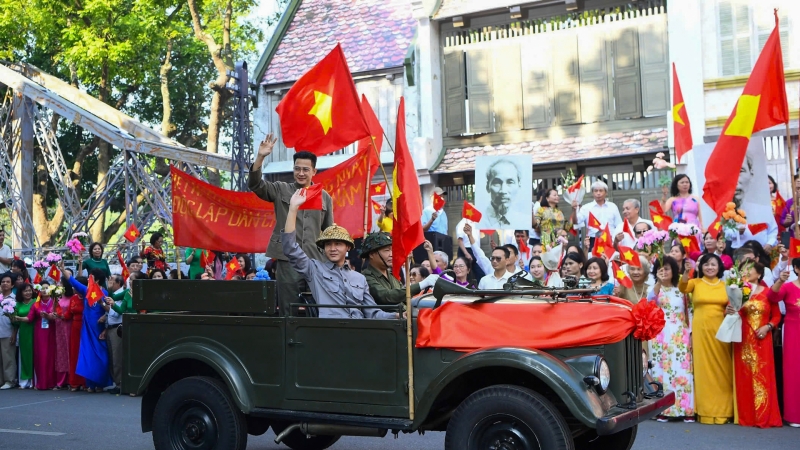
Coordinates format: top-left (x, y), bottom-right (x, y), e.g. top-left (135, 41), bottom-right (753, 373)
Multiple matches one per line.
top-left (614, 199), bottom-right (654, 246)
top-left (573, 180), bottom-right (622, 249)
top-left (421, 187), bottom-right (449, 235)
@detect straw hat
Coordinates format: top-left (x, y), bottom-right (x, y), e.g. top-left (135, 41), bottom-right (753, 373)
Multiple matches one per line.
top-left (316, 224), bottom-right (354, 248)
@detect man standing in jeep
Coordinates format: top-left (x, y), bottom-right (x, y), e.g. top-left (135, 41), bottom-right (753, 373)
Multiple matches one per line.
top-left (249, 134), bottom-right (334, 315)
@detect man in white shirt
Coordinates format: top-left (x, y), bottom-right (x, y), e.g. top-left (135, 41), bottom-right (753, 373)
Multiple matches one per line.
top-left (0, 230), bottom-right (12, 273)
top-left (724, 222), bottom-right (778, 251)
top-left (478, 246), bottom-right (516, 290)
top-left (573, 181), bottom-right (622, 248)
top-left (614, 199), bottom-right (653, 238)
top-left (0, 273), bottom-right (15, 389)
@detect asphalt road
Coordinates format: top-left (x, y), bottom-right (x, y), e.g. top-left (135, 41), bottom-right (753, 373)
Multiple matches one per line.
top-left (0, 389), bottom-right (797, 449)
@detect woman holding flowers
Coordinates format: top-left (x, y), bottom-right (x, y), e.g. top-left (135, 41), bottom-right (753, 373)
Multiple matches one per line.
top-left (679, 253), bottom-right (733, 424)
top-left (727, 262), bottom-right (782, 427)
top-left (648, 256), bottom-right (695, 422)
top-left (142, 232), bottom-right (168, 276)
top-left (769, 259), bottom-right (800, 427)
top-left (10, 283), bottom-right (35, 389)
top-left (27, 281), bottom-right (57, 390)
top-left (533, 189), bottom-right (574, 248)
top-left (664, 174), bottom-right (703, 230)
top-left (53, 282), bottom-right (72, 389)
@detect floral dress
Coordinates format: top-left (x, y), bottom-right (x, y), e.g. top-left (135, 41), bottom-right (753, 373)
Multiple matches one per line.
top-left (142, 246), bottom-right (167, 275)
top-left (647, 285), bottom-right (695, 418)
top-left (535, 207), bottom-right (572, 248)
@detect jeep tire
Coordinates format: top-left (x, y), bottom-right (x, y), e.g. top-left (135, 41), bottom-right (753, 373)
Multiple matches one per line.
top-left (573, 424), bottom-right (637, 450)
top-left (272, 422), bottom-right (341, 450)
top-left (152, 376), bottom-right (247, 450)
top-left (445, 384), bottom-right (574, 450)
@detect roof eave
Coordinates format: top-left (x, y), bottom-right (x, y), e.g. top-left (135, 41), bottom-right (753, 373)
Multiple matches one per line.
top-left (253, 0), bottom-right (303, 83)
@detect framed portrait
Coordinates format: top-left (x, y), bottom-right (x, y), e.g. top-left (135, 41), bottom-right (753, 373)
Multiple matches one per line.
top-left (474, 155), bottom-right (533, 230)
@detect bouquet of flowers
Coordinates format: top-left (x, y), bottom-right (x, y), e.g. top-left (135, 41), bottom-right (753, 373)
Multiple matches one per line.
top-left (716, 260), bottom-right (752, 343)
top-left (66, 232), bottom-right (87, 256)
top-left (560, 168), bottom-right (585, 206)
top-left (720, 202), bottom-right (746, 231)
top-left (668, 222), bottom-right (701, 251)
top-left (32, 260), bottom-right (49, 276)
top-left (646, 152), bottom-right (677, 172)
top-left (635, 229), bottom-right (670, 263)
top-left (45, 253), bottom-right (62, 264)
top-left (46, 284), bottom-right (64, 298)
top-left (1, 295), bottom-right (16, 317)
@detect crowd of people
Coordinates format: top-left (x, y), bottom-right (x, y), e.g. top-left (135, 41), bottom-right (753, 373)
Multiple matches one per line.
top-left (0, 133), bottom-right (797, 432)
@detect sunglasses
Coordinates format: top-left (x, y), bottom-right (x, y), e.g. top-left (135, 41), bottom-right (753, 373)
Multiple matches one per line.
top-left (634, 229), bottom-right (646, 236)
top-left (490, 256), bottom-right (504, 262)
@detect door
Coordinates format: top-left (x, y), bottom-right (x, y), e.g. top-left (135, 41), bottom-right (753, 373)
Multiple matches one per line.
top-left (284, 317), bottom-right (409, 413)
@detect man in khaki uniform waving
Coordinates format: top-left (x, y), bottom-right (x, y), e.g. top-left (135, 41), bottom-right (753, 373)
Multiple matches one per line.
top-left (249, 134), bottom-right (334, 315)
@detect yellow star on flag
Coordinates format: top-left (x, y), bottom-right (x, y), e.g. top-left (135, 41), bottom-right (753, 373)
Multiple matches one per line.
top-left (90, 292), bottom-right (97, 299)
top-left (600, 232), bottom-right (607, 242)
top-left (623, 250), bottom-right (634, 260)
top-left (673, 102), bottom-right (686, 126)
top-left (228, 263), bottom-right (235, 270)
top-left (713, 222), bottom-right (721, 230)
top-left (374, 185), bottom-right (381, 193)
top-left (653, 215), bottom-right (662, 223)
top-left (795, 245), bottom-right (800, 254)
top-left (466, 209), bottom-right (473, 217)
top-left (616, 269), bottom-right (626, 280)
top-left (392, 165), bottom-right (401, 214)
top-left (131, 230), bottom-right (137, 236)
top-left (724, 95), bottom-right (761, 139)
top-left (308, 90), bottom-right (333, 134)
top-left (681, 237), bottom-right (691, 247)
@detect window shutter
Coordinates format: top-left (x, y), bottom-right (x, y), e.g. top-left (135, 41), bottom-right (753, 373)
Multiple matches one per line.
top-left (492, 43), bottom-right (523, 131)
top-left (719, 1), bottom-right (736, 76)
top-left (612, 26), bottom-right (642, 119)
top-left (578, 28), bottom-right (611, 123)
top-left (466, 48), bottom-right (494, 134)
top-left (638, 16), bottom-right (669, 117)
top-left (444, 50), bottom-right (466, 137)
top-left (521, 35), bottom-right (553, 129)
top-left (552, 31), bottom-right (581, 125)
top-left (734, 3), bottom-right (752, 74)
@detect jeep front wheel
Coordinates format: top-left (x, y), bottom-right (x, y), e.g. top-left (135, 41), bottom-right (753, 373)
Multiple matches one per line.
top-left (445, 385), bottom-right (574, 450)
top-left (152, 376), bottom-right (247, 450)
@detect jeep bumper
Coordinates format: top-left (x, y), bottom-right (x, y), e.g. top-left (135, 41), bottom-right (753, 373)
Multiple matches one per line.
top-left (595, 391), bottom-right (675, 435)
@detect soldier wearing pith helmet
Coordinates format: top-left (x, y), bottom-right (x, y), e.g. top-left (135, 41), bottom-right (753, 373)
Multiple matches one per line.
top-left (360, 232), bottom-right (438, 306)
top-left (281, 189), bottom-right (400, 320)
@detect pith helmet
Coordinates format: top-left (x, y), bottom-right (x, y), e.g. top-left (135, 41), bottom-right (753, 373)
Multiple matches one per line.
top-left (360, 232), bottom-right (392, 258)
top-left (316, 224), bottom-right (354, 248)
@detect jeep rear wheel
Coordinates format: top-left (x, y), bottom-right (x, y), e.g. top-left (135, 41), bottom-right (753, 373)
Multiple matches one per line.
top-left (445, 385), bottom-right (574, 450)
top-left (152, 376), bottom-right (247, 450)
top-left (272, 422), bottom-right (340, 450)
top-left (574, 425), bottom-right (637, 450)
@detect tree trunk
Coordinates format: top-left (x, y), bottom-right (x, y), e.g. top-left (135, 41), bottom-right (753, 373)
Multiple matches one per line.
top-left (155, 39), bottom-right (174, 177)
top-left (32, 150), bottom-right (65, 246)
top-left (90, 61), bottom-right (111, 243)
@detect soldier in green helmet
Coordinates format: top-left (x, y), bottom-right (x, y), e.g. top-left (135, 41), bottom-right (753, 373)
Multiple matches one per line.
top-left (360, 232), bottom-right (439, 306)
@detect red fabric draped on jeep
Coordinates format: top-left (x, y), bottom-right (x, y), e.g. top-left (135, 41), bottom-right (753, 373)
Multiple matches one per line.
top-left (416, 297), bottom-right (664, 351)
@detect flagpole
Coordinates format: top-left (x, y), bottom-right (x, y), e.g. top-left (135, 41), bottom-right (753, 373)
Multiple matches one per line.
top-left (176, 246), bottom-right (182, 279)
top-left (363, 160), bottom-right (371, 237)
top-left (788, 120), bottom-right (799, 237)
top-left (369, 136), bottom-right (391, 188)
top-left (405, 255), bottom-right (415, 421)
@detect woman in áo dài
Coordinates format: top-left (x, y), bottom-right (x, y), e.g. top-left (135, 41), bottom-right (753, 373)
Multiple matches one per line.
top-left (27, 281), bottom-right (57, 390)
top-left (769, 259), bottom-right (800, 427)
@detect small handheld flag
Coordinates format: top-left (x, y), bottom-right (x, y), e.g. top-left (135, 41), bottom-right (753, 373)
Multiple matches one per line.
top-left (123, 223), bottom-right (141, 243)
top-left (86, 275), bottom-right (104, 307)
top-left (790, 237), bottom-right (800, 258)
top-left (200, 250), bottom-right (216, 269)
top-left (587, 212), bottom-right (602, 230)
top-left (613, 261), bottom-right (633, 289)
top-left (116, 251), bottom-right (129, 280)
top-left (618, 245), bottom-right (640, 267)
top-left (650, 212), bottom-right (673, 231)
top-left (747, 223), bottom-right (768, 235)
top-left (433, 192), bottom-right (446, 212)
top-left (462, 201), bottom-right (483, 222)
top-left (707, 218), bottom-right (723, 240)
top-left (46, 264), bottom-right (62, 282)
top-left (225, 257), bottom-right (242, 280)
top-left (297, 183), bottom-right (324, 210)
top-left (371, 200), bottom-right (384, 215)
top-left (370, 182), bottom-right (387, 196)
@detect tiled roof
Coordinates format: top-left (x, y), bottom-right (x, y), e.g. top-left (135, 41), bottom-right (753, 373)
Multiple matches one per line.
top-left (434, 128), bottom-right (668, 174)
top-left (433, 0), bottom-right (529, 20)
top-left (262, 0), bottom-right (416, 86)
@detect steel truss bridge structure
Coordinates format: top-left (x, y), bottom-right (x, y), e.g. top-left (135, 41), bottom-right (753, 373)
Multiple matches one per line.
top-left (0, 62), bottom-right (243, 258)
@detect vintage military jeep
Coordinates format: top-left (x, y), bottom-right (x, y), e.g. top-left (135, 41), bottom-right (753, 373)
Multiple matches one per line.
top-left (124, 278), bottom-right (673, 450)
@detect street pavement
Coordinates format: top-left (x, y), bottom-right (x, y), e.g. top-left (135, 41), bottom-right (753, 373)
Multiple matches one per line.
top-left (0, 389), bottom-right (797, 449)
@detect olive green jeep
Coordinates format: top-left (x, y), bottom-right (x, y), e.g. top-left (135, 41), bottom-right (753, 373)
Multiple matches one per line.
top-left (123, 279), bottom-right (673, 450)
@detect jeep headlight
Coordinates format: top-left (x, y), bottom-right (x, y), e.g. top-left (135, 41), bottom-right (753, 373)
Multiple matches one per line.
top-left (596, 358), bottom-right (611, 394)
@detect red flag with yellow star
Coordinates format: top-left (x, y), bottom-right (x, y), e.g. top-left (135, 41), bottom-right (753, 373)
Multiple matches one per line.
top-left (703, 12), bottom-right (789, 215)
top-left (678, 234), bottom-right (700, 254)
top-left (370, 182), bottom-right (387, 196)
top-left (612, 261), bottom-right (633, 289)
top-left (748, 223), bottom-right (768, 236)
top-left (618, 245), bottom-right (640, 267)
top-left (789, 237), bottom-right (800, 258)
top-left (200, 250), bottom-right (216, 269)
top-left (391, 98), bottom-right (424, 280)
top-left (433, 192), bottom-right (446, 212)
top-left (225, 257), bottom-right (243, 280)
top-left (275, 43), bottom-right (369, 156)
top-left (592, 225), bottom-right (614, 258)
top-left (371, 200), bottom-right (384, 215)
top-left (650, 212), bottom-right (673, 231)
top-left (672, 63), bottom-right (693, 162)
top-left (462, 201), bottom-right (483, 223)
top-left (116, 251), bottom-right (129, 280)
top-left (707, 218), bottom-right (723, 240)
top-left (587, 212), bottom-right (602, 230)
top-left (123, 223), bottom-right (141, 243)
top-left (297, 183), bottom-right (324, 210)
top-left (86, 275), bottom-right (104, 307)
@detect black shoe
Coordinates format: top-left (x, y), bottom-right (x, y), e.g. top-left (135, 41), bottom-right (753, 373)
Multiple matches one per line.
top-left (108, 388), bottom-right (121, 395)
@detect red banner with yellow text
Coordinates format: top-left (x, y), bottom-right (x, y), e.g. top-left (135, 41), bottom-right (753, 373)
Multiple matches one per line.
top-left (314, 148), bottom-right (378, 239)
top-left (171, 166), bottom-right (277, 253)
